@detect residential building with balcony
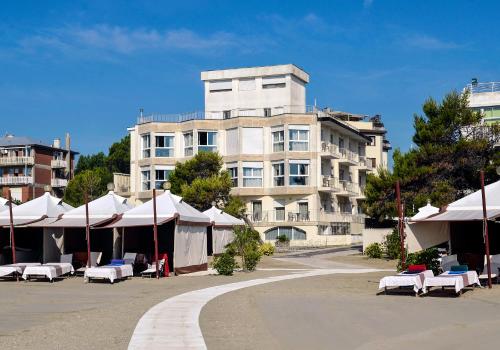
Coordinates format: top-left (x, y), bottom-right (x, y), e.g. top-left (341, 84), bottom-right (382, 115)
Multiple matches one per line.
top-left (0, 134), bottom-right (77, 202)
top-left (124, 64), bottom-right (391, 247)
top-left (465, 80), bottom-right (500, 125)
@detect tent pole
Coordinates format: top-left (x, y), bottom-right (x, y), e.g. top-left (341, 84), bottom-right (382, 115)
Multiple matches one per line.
top-left (8, 190), bottom-right (18, 281)
top-left (85, 192), bottom-right (91, 268)
top-left (153, 189), bottom-right (159, 279)
top-left (396, 181), bottom-right (406, 270)
top-left (480, 170), bottom-right (492, 289)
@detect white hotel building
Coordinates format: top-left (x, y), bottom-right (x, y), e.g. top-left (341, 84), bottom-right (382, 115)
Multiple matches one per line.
top-left (120, 64), bottom-right (391, 247)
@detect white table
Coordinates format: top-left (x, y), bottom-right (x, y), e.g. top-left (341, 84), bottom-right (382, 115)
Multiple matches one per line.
top-left (423, 271), bottom-right (481, 295)
top-left (379, 270), bottom-right (434, 294)
top-left (22, 263), bottom-right (74, 282)
top-left (84, 264), bottom-right (133, 284)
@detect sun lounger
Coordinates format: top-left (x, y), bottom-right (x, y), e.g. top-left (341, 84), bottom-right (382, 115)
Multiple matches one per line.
top-left (0, 263), bottom-right (41, 279)
top-left (440, 254), bottom-right (459, 273)
top-left (422, 271), bottom-right (481, 295)
top-left (123, 252), bottom-right (137, 265)
top-left (84, 264), bottom-right (133, 284)
top-left (141, 259), bottom-right (165, 278)
top-left (76, 252), bottom-right (102, 275)
top-left (379, 270), bottom-right (434, 295)
top-left (22, 263), bottom-right (74, 282)
top-left (479, 255), bottom-right (499, 284)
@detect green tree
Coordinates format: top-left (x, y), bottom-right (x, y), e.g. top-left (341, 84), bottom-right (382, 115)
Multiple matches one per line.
top-left (364, 90), bottom-right (500, 220)
top-left (226, 226), bottom-right (262, 271)
top-left (107, 135), bottom-right (130, 174)
top-left (64, 168), bottom-right (112, 207)
top-left (75, 152), bottom-right (107, 174)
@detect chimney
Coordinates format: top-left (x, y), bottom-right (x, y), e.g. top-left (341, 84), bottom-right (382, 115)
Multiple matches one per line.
top-left (53, 138), bottom-right (61, 148)
top-left (65, 133), bottom-right (70, 150)
top-left (65, 132), bottom-right (71, 180)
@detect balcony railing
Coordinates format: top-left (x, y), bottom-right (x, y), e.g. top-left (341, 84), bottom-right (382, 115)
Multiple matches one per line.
top-left (339, 180), bottom-right (359, 195)
top-left (0, 176), bottom-right (33, 185)
top-left (246, 209), bottom-right (365, 224)
top-left (51, 159), bottom-right (67, 168)
top-left (320, 176), bottom-right (341, 191)
top-left (0, 156), bottom-right (34, 166)
top-left (467, 82), bottom-right (500, 94)
top-left (320, 142), bottom-right (341, 158)
top-left (339, 148), bottom-right (358, 163)
top-left (51, 178), bottom-right (68, 187)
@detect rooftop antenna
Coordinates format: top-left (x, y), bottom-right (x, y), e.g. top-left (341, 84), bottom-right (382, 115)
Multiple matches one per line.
top-left (139, 108), bottom-right (144, 118)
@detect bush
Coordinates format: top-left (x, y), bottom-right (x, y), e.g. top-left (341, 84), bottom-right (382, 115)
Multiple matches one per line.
top-left (276, 234), bottom-right (290, 243)
top-left (384, 229), bottom-right (401, 259)
top-left (365, 243), bottom-right (383, 259)
top-left (227, 226), bottom-right (263, 271)
top-left (243, 248), bottom-right (262, 271)
top-left (212, 252), bottom-right (239, 276)
top-left (398, 248), bottom-right (440, 274)
top-left (259, 242), bottom-right (275, 256)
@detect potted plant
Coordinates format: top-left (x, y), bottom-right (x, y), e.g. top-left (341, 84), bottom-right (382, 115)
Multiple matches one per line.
top-left (275, 234), bottom-right (290, 251)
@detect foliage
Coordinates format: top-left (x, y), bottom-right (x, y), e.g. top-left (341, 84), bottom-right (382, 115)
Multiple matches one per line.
top-left (364, 90), bottom-right (500, 220)
top-left (276, 234), bottom-right (290, 243)
top-left (180, 173), bottom-right (232, 211)
top-left (259, 242), bottom-right (275, 256)
top-left (226, 226), bottom-right (262, 271)
top-left (212, 252), bottom-right (239, 276)
top-left (383, 229), bottom-right (401, 260)
top-left (223, 196), bottom-right (247, 219)
top-left (75, 152), bottom-right (107, 174)
top-left (107, 135), bottom-right (130, 174)
top-left (364, 243), bottom-right (383, 259)
top-left (63, 168), bottom-right (112, 206)
top-left (398, 248), bottom-right (440, 274)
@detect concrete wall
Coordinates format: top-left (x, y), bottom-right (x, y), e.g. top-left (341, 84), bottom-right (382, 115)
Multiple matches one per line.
top-left (362, 228), bottom-right (393, 252)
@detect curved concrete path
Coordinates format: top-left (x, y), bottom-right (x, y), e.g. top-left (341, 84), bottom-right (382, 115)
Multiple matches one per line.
top-left (128, 268), bottom-right (384, 350)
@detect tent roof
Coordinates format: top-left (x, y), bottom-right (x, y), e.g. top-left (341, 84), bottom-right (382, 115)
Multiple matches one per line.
top-left (422, 180), bottom-right (500, 221)
top-left (0, 192), bottom-right (73, 226)
top-left (0, 197), bottom-right (15, 212)
top-left (411, 202), bottom-right (440, 221)
top-left (109, 191), bottom-right (210, 227)
top-left (48, 191), bottom-right (134, 227)
top-left (203, 206), bottom-right (245, 226)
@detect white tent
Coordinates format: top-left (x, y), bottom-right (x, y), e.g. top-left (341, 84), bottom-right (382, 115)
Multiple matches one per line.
top-left (203, 206), bottom-right (244, 255)
top-left (0, 197), bottom-right (15, 213)
top-left (109, 191), bottom-right (211, 274)
top-left (410, 201), bottom-right (439, 221)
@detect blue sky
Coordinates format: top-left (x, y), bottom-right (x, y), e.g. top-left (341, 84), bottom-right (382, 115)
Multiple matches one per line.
top-left (1, 0), bottom-right (499, 160)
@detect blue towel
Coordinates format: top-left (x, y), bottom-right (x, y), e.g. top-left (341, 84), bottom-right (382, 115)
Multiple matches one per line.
top-left (450, 265), bottom-right (468, 272)
top-left (448, 271), bottom-right (466, 275)
top-left (110, 259), bottom-right (125, 266)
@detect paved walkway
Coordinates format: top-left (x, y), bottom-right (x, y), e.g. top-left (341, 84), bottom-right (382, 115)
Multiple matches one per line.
top-left (128, 267), bottom-right (384, 350)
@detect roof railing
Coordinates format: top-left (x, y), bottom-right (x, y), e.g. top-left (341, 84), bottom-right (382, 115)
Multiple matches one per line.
top-left (466, 82), bottom-right (500, 94)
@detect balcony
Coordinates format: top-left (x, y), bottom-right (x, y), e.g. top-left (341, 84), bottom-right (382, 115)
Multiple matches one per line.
top-left (51, 178), bottom-right (68, 187)
top-left (320, 142), bottom-right (341, 159)
top-left (51, 159), bottom-right (67, 168)
top-left (246, 209), bottom-right (365, 225)
top-left (0, 156), bottom-right (34, 167)
top-left (0, 176), bottom-right (33, 185)
top-left (319, 176), bottom-right (341, 193)
top-left (338, 148), bottom-right (358, 165)
top-left (358, 156), bottom-right (373, 171)
top-left (338, 180), bottom-right (359, 196)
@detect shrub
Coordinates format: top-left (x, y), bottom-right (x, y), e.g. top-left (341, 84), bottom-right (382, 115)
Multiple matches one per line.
top-left (398, 248), bottom-right (440, 274)
top-left (212, 252), bottom-right (239, 276)
top-left (243, 248), bottom-right (262, 271)
top-left (259, 242), bottom-right (275, 256)
top-left (276, 234), bottom-right (290, 243)
top-left (227, 226), bottom-right (263, 271)
top-left (383, 229), bottom-right (401, 259)
top-left (365, 243), bottom-right (383, 259)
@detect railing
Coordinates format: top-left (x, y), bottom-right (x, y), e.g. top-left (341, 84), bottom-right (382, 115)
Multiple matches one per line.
top-left (467, 82), bottom-right (500, 94)
top-left (138, 111), bottom-right (206, 124)
top-left (246, 209), bottom-right (365, 224)
top-left (51, 159), bottom-right (67, 168)
top-left (339, 180), bottom-right (359, 195)
top-left (339, 148), bottom-right (358, 163)
top-left (319, 211), bottom-right (365, 224)
top-left (320, 142), bottom-right (341, 157)
top-left (0, 176), bottom-right (33, 185)
top-left (320, 176), bottom-right (341, 191)
top-left (51, 178), bottom-right (68, 187)
top-left (0, 156), bottom-right (34, 166)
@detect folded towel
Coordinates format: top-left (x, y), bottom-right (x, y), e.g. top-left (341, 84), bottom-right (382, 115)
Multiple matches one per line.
top-left (110, 259), bottom-right (125, 266)
top-left (448, 271), bottom-right (466, 275)
top-left (450, 265), bottom-right (468, 272)
top-left (408, 264), bottom-right (426, 272)
top-left (403, 270), bottom-right (424, 274)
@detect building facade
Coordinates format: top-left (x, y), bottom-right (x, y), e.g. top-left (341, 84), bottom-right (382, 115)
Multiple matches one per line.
top-left (0, 134), bottom-right (77, 202)
top-left (124, 64), bottom-right (390, 246)
top-left (466, 80), bottom-right (500, 125)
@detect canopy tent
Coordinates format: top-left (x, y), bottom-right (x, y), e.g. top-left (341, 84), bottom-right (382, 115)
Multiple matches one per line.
top-left (0, 197), bottom-right (15, 213)
top-left (203, 206), bottom-right (244, 255)
top-left (410, 201), bottom-right (439, 221)
top-left (109, 191), bottom-right (210, 274)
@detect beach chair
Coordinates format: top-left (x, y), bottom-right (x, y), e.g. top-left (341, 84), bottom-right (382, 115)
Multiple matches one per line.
top-left (76, 252), bottom-right (102, 275)
top-left (60, 254), bottom-right (73, 264)
top-left (440, 254), bottom-right (459, 273)
top-left (141, 259), bottom-right (165, 278)
top-left (123, 252), bottom-right (137, 265)
top-left (479, 255), bottom-right (499, 284)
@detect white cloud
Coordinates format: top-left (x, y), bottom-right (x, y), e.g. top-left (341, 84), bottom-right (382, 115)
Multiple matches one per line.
top-left (404, 34), bottom-right (461, 50)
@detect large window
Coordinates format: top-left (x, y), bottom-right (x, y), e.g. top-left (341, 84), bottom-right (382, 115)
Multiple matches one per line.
top-left (262, 75), bottom-right (286, 89)
top-left (184, 132), bottom-right (193, 156)
top-left (155, 166), bottom-right (173, 189)
top-left (272, 129), bottom-right (284, 152)
top-left (198, 131), bottom-right (217, 152)
top-left (227, 165), bottom-right (238, 187)
top-left (210, 79), bottom-right (232, 92)
top-left (265, 227), bottom-right (306, 240)
top-left (141, 168), bottom-right (151, 191)
top-left (155, 134), bottom-right (174, 157)
top-left (243, 164), bottom-right (263, 187)
top-left (272, 162), bottom-right (284, 186)
top-left (289, 161), bottom-right (309, 186)
top-left (289, 127), bottom-right (309, 151)
top-left (141, 134), bottom-right (151, 159)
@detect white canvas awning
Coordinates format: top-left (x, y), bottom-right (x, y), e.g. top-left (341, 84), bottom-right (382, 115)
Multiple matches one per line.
top-left (49, 191), bottom-right (134, 227)
top-left (0, 197), bottom-right (16, 213)
top-left (109, 191), bottom-right (210, 227)
top-left (0, 192), bottom-right (73, 226)
top-left (203, 206), bottom-right (245, 227)
top-left (421, 180), bottom-right (500, 222)
top-left (410, 201), bottom-right (439, 221)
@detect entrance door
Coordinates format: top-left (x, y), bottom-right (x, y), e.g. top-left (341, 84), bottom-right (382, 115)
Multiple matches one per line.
top-left (252, 201), bottom-right (262, 222)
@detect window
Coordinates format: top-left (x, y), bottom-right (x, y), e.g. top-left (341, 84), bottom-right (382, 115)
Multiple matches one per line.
top-left (368, 136), bottom-right (376, 146)
top-left (272, 162), bottom-right (285, 186)
top-left (339, 137), bottom-right (345, 149)
top-left (252, 201), bottom-right (262, 222)
top-left (289, 161), bottom-right (309, 186)
top-left (239, 78), bottom-right (256, 91)
top-left (368, 157), bottom-right (376, 168)
top-left (155, 134), bottom-right (174, 157)
top-left (262, 75), bottom-right (286, 89)
top-left (272, 130), bottom-right (284, 152)
top-left (155, 166), bottom-right (173, 189)
top-left (228, 166), bottom-right (238, 187)
top-left (275, 206), bottom-right (285, 221)
top-left (198, 131), bottom-right (217, 152)
top-left (243, 165), bottom-right (263, 187)
top-left (223, 110), bottom-right (231, 119)
top-left (141, 134), bottom-right (151, 158)
top-left (264, 226), bottom-right (306, 240)
top-left (184, 132), bottom-right (193, 156)
top-left (289, 127), bottom-right (309, 151)
top-left (264, 108), bottom-right (272, 117)
top-left (141, 168), bottom-right (151, 191)
top-left (209, 79), bottom-right (232, 92)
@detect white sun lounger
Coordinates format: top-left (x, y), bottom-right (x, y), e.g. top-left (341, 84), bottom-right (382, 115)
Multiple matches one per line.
top-left (141, 259), bottom-right (165, 278)
top-left (84, 264), bottom-right (133, 284)
top-left (379, 270), bottom-right (434, 295)
top-left (22, 263), bottom-right (74, 282)
top-left (422, 271), bottom-right (481, 295)
top-left (0, 263), bottom-right (41, 279)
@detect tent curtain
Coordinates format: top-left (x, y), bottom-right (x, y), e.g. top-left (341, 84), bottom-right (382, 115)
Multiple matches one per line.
top-left (405, 222), bottom-right (449, 253)
top-left (212, 227), bottom-right (234, 255)
top-left (174, 224), bottom-right (207, 274)
top-left (43, 227), bottom-right (64, 263)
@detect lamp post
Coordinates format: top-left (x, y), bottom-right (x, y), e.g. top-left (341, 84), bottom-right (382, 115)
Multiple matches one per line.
top-left (84, 192), bottom-right (91, 269)
top-left (480, 170), bottom-right (492, 289)
top-left (152, 188), bottom-right (159, 279)
top-left (7, 190), bottom-right (16, 266)
top-left (396, 181), bottom-right (406, 270)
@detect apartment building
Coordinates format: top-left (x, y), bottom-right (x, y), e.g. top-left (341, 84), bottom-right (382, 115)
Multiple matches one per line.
top-left (0, 134), bottom-right (77, 202)
top-left (465, 79), bottom-right (500, 125)
top-left (124, 64), bottom-right (391, 247)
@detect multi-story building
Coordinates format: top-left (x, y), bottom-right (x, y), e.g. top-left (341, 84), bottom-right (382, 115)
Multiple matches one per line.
top-left (465, 80), bottom-right (500, 125)
top-left (0, 134), bottom-right (77, 202)
top-left (123, 64), bottom-right (390, 246)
